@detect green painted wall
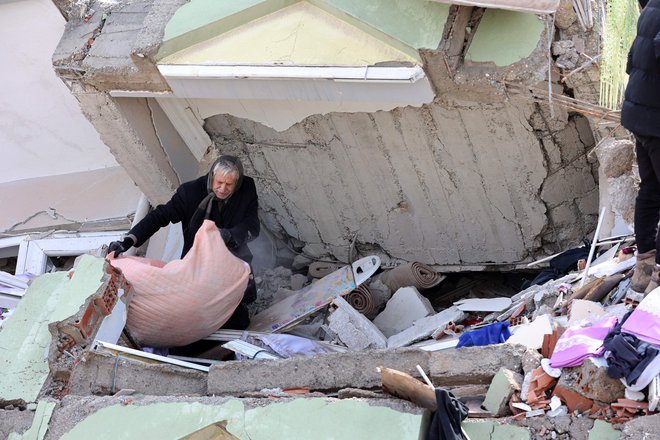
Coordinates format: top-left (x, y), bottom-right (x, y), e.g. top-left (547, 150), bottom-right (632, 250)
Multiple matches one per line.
top-left (164, 0), bottom-right (266, 41)
top-left (163, 0), bottom-right (448, 50)
top-left (59, 399), bottom-right (424, 440)
top-left (465, 9), bottom-right (544, 67)
top-left (0, 256), bottom-right (106, 403)
top-left (321, 0), bottom-right (448, 49)
top-left (8, 400), bottom-right (56, 440)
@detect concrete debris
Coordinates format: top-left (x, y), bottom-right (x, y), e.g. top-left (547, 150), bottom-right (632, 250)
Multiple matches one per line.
top-left (373, 287), bottom-right (434, 338)
top-left (328, 297), bottom-right (387, 350)
top-left (483, 368), bottom-right (523, 417)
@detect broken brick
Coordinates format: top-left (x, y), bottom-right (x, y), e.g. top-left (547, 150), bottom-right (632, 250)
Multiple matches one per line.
top-left (553, 383), bottom-right (594, 414)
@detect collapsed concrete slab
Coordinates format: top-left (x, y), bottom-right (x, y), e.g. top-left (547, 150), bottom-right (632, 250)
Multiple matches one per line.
top-left (208, 348), bottom-right (431, 395)
top-left (429, 344), bottom-right (526, 386)
top-left (43, 395), bottom-right (426, 440)
top-left (68, 351), bottom-right (207, 397)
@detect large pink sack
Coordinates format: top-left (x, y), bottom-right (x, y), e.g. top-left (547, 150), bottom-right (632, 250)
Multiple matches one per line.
top-left (109, 220), bottom-right (250, 347)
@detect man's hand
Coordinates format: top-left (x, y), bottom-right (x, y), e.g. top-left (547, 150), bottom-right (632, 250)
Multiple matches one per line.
top-left (107, 236), bottom-right (135, 257)
top-left (219, 229), bottom-right (237, 249)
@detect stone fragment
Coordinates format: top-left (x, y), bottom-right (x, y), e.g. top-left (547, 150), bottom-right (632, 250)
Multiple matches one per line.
top-left (387, 307), bottom-right (465, 348)
top-left (290, 274), bottom-right (307, 291)
top-left (595, 138), bottom-right (634, 179)
top-left (373, 287), bottom-right (434, 337)
top-left (328, 297), bottom-right (387, 350)
top-left (557, 358), bottom-right (625, 403)
top-left (555, 0), bottom-right (577, 29)
top-left (522, 348), bottom-right (543, 375)
top-left (483, 368), bottom-right (523, 417)
top-left (552, 40), bottom-right (574, 56)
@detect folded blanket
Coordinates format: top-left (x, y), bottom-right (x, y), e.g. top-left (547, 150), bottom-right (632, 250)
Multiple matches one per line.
top-left (550, 316), bottom-right (618, 368)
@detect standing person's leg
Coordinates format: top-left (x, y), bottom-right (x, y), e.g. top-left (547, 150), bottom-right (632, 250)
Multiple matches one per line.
top-left (631, 134), bottom-right (660, 293)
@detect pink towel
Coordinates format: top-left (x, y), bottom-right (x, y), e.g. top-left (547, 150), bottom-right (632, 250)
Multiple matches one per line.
top-left (550, 316), bottom-right (618, 368)
top-left (109, 220), bottom-right (250, 347)
top-left (621, 288), bottom-right (660, 346)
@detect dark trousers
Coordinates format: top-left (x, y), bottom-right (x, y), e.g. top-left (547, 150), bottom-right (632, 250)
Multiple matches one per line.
top-left (634, 134), bottom-right (660, 264)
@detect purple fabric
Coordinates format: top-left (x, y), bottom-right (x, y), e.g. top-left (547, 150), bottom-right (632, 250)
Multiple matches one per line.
top-left (550, 316), bottom-right (619, 368)
top-left (621, 288), bottom-right (660, 345)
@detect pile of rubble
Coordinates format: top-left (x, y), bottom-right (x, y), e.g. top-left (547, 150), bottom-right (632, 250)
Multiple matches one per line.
top-left (1, 237), bottom-right (659, 438)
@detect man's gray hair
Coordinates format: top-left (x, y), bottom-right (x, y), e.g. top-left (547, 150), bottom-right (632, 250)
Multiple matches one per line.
top-left (212, 158), bottom-right (240, 177)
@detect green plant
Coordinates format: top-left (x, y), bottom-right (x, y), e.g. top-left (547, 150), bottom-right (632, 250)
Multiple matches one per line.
top-left (599, 0), bottom-right (640, 109)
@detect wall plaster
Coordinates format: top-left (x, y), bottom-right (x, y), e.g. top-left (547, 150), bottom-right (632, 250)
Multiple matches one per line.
top-left (205, 97), bottom-right (598, 268)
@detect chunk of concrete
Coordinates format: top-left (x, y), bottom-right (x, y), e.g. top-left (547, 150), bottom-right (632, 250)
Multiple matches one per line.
top-left (429, 344), bottom-right (526, 386)
top-left (483, 368), bottom-right (523, 417)
top-left (68, 351), bottom-right (207, 396)
top-left (328, 297), bottom-right (387, 350)
top-left (569, 299), bottom-right (606, 325)
top-left (387, 306), bottom-right (465, 348)
top-left (208, 348), bottom-right (431, 394)
top-left (506, 314), bottom-right (553, 350)
top-left (522, 348), bottom-right (543, 375)
top-left (557, 358), bottom-right (625, 403)
top-left (373, 287), bottom-right (434, 337)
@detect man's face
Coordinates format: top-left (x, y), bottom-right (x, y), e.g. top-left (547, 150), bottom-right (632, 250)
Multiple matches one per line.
top-left (212, 172), bottom-right (238, 199)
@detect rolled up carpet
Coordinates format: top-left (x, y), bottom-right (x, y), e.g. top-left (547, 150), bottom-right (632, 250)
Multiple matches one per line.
top-left (379, 262), bottom-right (445, 292)
top-left (345, 284), bottom-right (377, 319)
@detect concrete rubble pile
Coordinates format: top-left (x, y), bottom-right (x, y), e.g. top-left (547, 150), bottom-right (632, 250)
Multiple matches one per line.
top-left (1, 242), bottom-right (659, 439)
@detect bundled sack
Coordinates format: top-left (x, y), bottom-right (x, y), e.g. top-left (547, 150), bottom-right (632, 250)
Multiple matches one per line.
top-left (109, 220), bottom-right (250, 347)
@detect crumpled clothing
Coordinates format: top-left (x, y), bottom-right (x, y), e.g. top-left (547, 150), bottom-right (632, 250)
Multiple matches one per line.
top-left (426, 388), bottom-right (469, 440)
top-left (604, 332), bottom-right (659, 385)
top-left (550, 316), bottom-right (618, 368)
top-left (456, 322), bottom-right (511, 348)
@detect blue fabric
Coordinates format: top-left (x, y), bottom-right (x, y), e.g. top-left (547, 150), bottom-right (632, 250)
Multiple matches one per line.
top-left (456, 322), bottom-right (512, 348)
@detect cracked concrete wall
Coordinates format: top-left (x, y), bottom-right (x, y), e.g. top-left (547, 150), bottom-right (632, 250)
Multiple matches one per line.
top-left (206, 95), bottom-right (598, 268)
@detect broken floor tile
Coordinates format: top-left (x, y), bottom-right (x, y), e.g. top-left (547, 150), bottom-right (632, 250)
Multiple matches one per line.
top-left (373, 287), bottom-right (434, 338)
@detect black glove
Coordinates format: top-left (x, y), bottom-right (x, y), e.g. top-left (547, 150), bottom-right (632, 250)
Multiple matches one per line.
top-left (107, 236), bottom-right (135, 257)
top-left (219, 228), bottom-right (237, 249)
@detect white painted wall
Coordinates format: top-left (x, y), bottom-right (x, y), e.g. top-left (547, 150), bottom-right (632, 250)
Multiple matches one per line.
top-left (0, 0), bottom-right (119, 184)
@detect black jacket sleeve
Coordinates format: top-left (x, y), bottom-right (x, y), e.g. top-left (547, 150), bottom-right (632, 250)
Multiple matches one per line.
top-left (225, 178), bottom-right (260, 247)
top-left (128, 186), bottom-right (190, 247)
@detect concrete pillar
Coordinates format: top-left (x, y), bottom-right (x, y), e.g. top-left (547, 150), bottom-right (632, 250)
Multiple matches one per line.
top-left (72, 84), bottom-right (179, 206)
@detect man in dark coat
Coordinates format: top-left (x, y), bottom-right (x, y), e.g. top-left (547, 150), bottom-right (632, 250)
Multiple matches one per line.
top-left (108, 155), bottom-right (260, 328)
top-left (622, 0), bottom-right (660, 294)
